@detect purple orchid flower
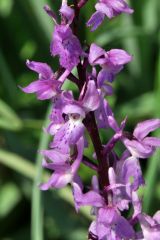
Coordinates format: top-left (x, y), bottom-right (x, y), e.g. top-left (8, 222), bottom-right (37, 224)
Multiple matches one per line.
top-left (115, 156), bottom-right (144, 192)
top-left (89, 206), bottom-right (135, 240)
top-left (21, 60), bottom-right (62, 100)
top-left (89, 67), bottom-right (113, 96)
top-left (89, 44), bottom-right (132, 86)
top-left (73, 176), bottom-right (135, 239)
top-left (21, 1), bottom-right (160, 239)
top-left (50, 24), bottom-right (83, 71)
top-left (87, 0), bottom-right (133, 31)
top-left (40, 137), bottom-right (84, 190)
top-left (41, 80), bottom-right (100, 181)
top-left (60, 0), bottom-right (75, 24)
top-left (95, 98), bottom-right (113, 129)
top-left (50, 111), bottom-right (85, 150)
top-left (123, 119), bottom-right (160, 158)
top-left (72, 177), bottom-right (104, 212)
top-left (107, 155), bottom-right (144, 211)
top-left (79, 80), bottom-right (100, 112)
top-left (44, 4), bottom-right (83, 71)
top-left (95, 97), bottom-right (127, 134)
top-left (21, 60), bottom-right (71, 100)
top-left (131, 191), bottom-right (142, 220)
top-left (44, 2), bottom-right (74, 25)
top-left (47, 108), bottom-right (65, 136)
top-left (47, 80), bottom-right (100, 146)
top-left (138, 211), bottom-right (160, 240)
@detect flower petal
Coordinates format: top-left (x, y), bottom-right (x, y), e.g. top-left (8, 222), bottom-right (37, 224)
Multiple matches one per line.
top-left (51, 25), bottom-right (82, 70)
top-left (88, 43), bottom-right (105, 65)
top-left (108, 0), bottom-right (134, 15)
top-left (123, 139), bottom-right (155, 158)
top-left (115, 215), bottom-right (135, 239)
top-left (138, 213), bottom-right (160, 240)
top-left (72, 182), bottom-right (104, 211)
top-left (60, 1), bottom-right (74, 24)
top-left (82, 80), bottom-right (100, 112)
top-left (62, 103), bottom-right (85, 118)
top-left (40, 149), bottom-right (69, 164)
top-left (133, 119), bottom-right (160, 140)
top-left (121, 156), bottom-right (144, 191)
top-left (21, 80), bottom-right (60, 100)
top-left (39, 171), bottom-right (72, 190)
top-left (106, 49), bottom-right (132, 66)
top-left (95, 3), bottom-right (114, 19)
top-left (97, 69), bottom-right (114, 86)
top-left (87, 11), bottom-right (105, 31)
top-left (142, 136), bottom-right (160, 147)
top-left (26, 60), bottom-right (53, 79)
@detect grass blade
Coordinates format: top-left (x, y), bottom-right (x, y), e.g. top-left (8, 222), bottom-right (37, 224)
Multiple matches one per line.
top-left (0, 99), bottom-right (22, 131)
top-left (143, 32), bottom-right (160, 213)
top-left (28, 0), bottom-right (53, 41)
top-left (0, 149), bottom-right (36, 180)
top-left (0, 49), bottom-right (18, 105)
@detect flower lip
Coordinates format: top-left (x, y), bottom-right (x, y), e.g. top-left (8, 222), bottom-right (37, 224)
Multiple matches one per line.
top-left (50, 25), bottom-right (83, 70)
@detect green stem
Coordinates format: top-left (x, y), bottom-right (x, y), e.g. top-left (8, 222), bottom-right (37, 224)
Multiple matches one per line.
top-left (31, 104), bottom-right (52, 240)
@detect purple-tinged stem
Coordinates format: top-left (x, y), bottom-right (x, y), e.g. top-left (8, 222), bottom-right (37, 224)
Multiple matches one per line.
top-left (72, 0), bottom-right (109, 194)
top-left (73, 0), bottom-right (80, 36)
top-left (83, 112), bottom-right (109, 191)
top-left (88, 231), bottom-right (98, 240)
top-left (103, 132), bottom-right (122, 155)
top-left (78, 0), bottom-right (89, 9)
top-left (72, 1), bottom-right (88, 90)
top-left (68, 73), bottom-right (80, 87)
top-left (82, 156), bottom-right (98, 171)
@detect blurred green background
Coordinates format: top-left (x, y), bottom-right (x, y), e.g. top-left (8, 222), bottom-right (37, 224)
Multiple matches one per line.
top-left (0, 0), bottom-right (160, 239)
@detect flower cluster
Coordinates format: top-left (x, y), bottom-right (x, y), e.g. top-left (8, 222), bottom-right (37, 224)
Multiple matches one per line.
top-left (22, 1), bottom-right (160, 239)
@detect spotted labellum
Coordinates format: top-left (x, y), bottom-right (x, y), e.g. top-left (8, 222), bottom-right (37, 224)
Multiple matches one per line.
top-left (22, 1), bottom-right (160, 239)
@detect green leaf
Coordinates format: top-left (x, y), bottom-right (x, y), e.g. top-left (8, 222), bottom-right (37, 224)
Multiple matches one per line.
top-left (0, 99), bottom-right (23, 131)
top-left (142, 0), bottom-right (159, 33)
top-left (96, 26), bottom-right (145, 46)
top-left (0, 183), bottom-right (21, 218)
top-left (116, 92), bottom-right (155, 121)
top-left (0, 50), bottom-right (18, 104)
top-left (0, 0), bottom-right (13, 17)
top-left (0, 149), bottom-right (36, 179)
top-left (28, 0), bottom-right (53, 41)
top-left (121, 14), bottom-right (141, 79)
